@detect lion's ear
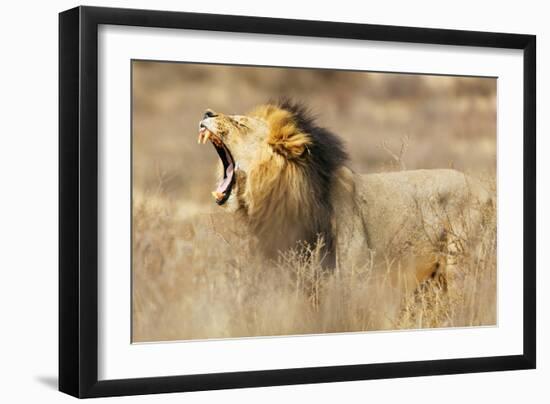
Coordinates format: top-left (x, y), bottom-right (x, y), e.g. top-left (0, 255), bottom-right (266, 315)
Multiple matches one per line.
top-left (266, 109), bottom-right (311, 159)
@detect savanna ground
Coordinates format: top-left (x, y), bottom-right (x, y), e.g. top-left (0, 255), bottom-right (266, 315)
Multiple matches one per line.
top-left (132, 61), bottom-right (497, 342)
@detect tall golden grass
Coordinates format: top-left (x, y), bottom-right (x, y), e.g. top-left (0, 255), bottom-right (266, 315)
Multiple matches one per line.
top-left (132, 177), bottom-right (496, 342)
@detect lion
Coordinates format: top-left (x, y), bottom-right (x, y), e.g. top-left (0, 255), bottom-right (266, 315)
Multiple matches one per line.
top-left (197, 100), bottom-right (493, 289)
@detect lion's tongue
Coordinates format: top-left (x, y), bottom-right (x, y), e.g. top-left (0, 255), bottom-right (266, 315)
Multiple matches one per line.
top-left (214, 144), bottom-right (235, 198)
top-left (216, 162), bottom-right (234, 193)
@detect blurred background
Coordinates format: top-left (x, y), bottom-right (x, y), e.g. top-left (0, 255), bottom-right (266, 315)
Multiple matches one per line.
top-left (132, 61), bottom-right (496, 211)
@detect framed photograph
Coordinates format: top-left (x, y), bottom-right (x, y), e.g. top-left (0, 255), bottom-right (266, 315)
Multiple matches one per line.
top-left (59, 6), bottom-right (536, 398)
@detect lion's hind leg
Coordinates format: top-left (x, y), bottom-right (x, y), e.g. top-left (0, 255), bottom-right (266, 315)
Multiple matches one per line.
top-left (397, 234), bottom-right (458, 329)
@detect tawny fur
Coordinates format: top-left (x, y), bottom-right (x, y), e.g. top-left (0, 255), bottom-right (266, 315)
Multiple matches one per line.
top-left (199, 100), bottom-right (492, 286)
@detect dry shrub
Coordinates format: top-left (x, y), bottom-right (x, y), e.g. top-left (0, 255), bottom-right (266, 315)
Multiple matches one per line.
top-left (132, 179), bottom-right (496, 342)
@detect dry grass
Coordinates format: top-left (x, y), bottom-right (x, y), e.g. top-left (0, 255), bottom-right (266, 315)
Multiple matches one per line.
top-left (132, 181), bottom-right (496, 342)
top-left (131, 62), bottom-right (497, 342)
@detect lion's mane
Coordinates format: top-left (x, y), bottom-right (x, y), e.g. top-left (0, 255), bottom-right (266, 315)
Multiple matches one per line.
top-left (242, 99), bottom-right (348, 263)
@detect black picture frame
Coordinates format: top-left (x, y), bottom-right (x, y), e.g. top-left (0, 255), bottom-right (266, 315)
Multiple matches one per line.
top-left (59, 5), bottom-right (536, 398)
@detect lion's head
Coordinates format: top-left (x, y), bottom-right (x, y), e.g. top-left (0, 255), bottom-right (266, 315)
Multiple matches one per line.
top-left (197, 100), bottom-right (348, 260)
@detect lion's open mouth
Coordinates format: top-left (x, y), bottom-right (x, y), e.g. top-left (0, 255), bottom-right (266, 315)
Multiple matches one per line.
top-left (198, 125), bottom-right (235, 205)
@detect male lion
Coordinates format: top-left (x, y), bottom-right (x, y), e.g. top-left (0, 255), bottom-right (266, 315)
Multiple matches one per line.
top-left (197, 100), bottom-right (492, 289)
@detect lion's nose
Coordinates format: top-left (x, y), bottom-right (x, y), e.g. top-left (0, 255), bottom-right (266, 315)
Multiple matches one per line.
top-left (203, 109), bottom-right (218, 119)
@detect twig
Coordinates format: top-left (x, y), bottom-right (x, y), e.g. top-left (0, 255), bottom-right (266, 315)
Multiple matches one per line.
top-left (381, 134), bottom-right (410, 170)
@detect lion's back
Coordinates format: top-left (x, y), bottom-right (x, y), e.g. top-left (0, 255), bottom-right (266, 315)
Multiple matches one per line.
top-left (354, 169), bottom-right (493, 254)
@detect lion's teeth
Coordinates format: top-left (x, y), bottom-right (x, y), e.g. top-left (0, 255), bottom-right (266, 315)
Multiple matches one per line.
top-left (203, 131), bottom-right (211, 144)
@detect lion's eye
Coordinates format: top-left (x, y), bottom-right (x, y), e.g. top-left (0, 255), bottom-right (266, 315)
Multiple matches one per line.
top-left (233, 120), bottom-right (249, 132)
